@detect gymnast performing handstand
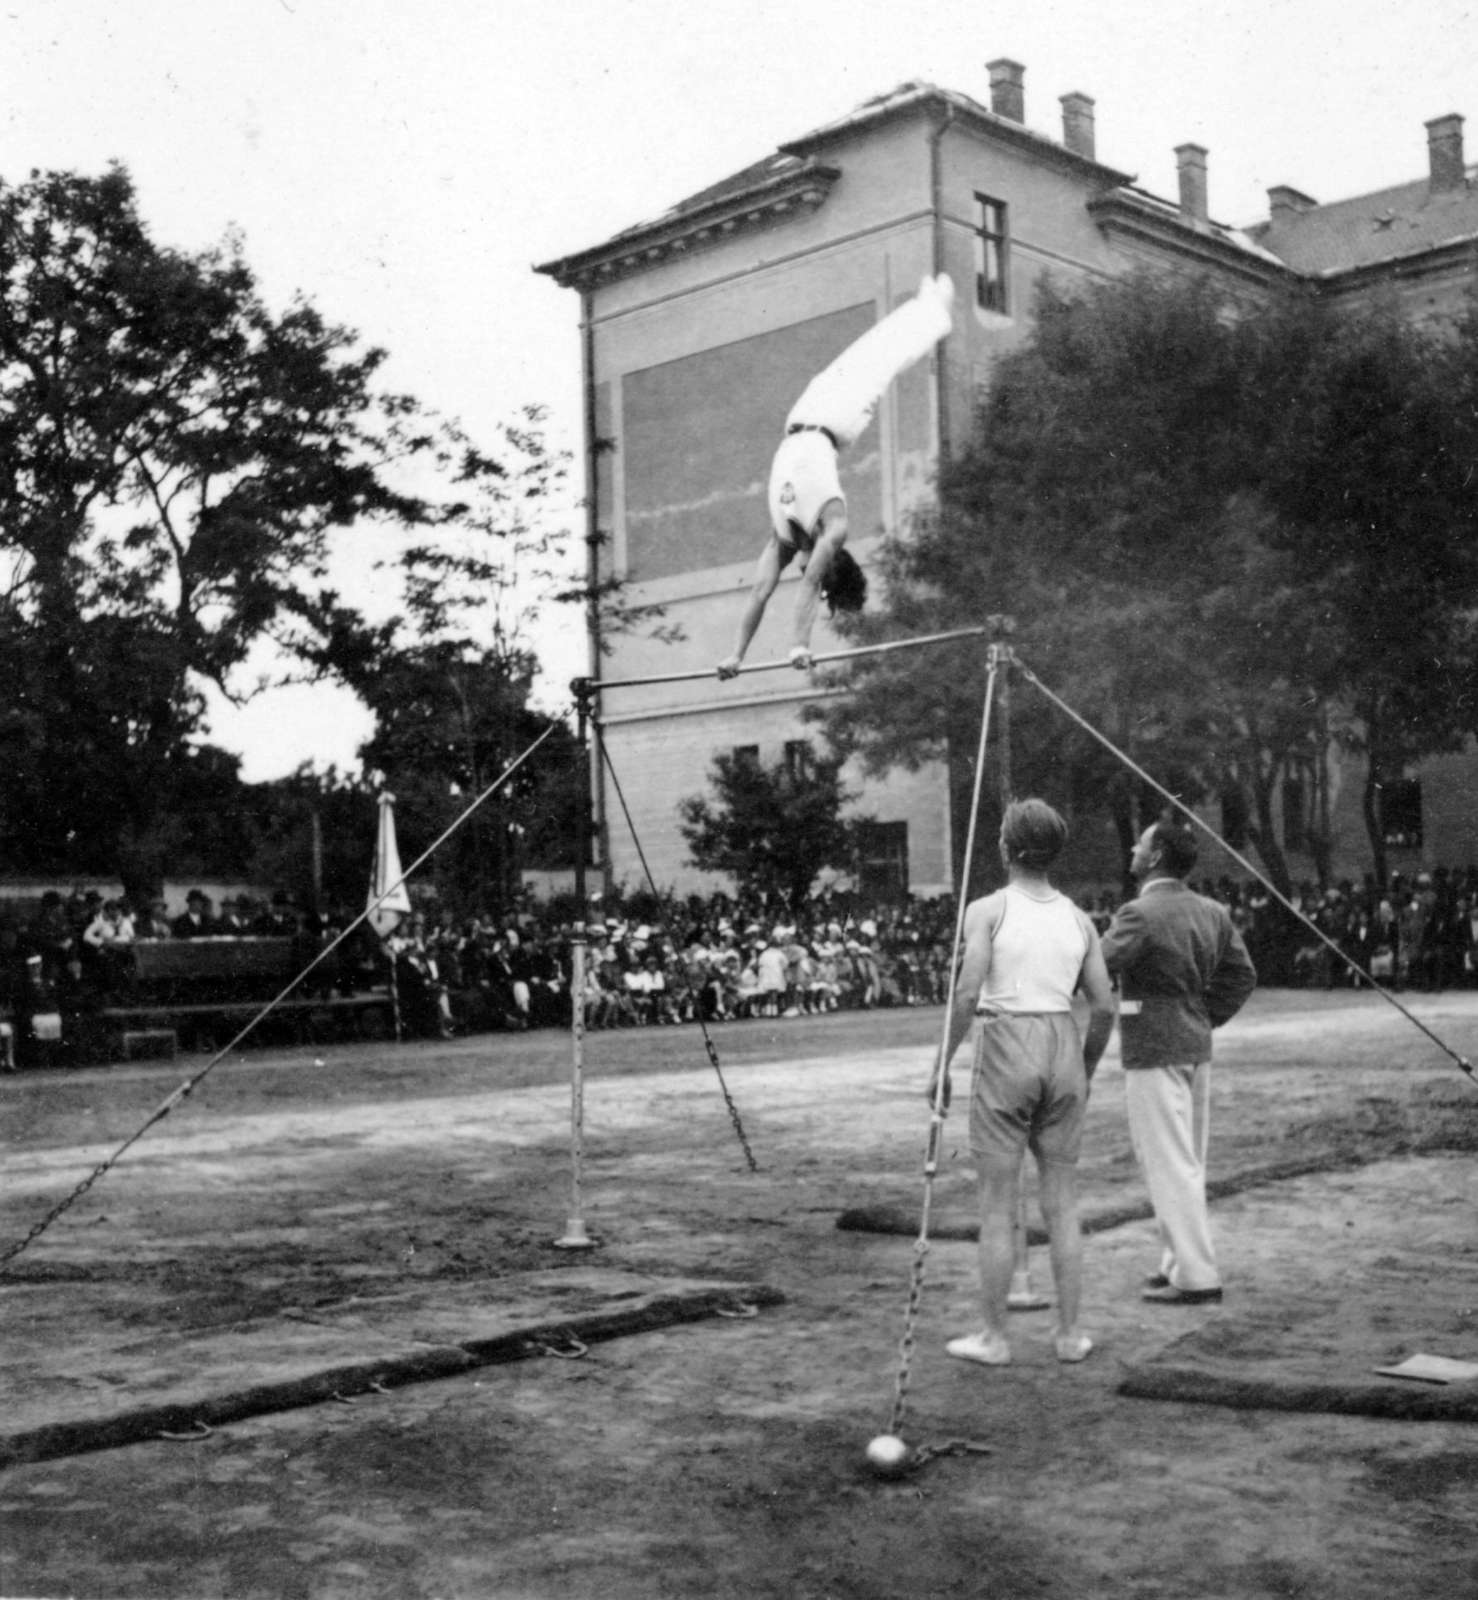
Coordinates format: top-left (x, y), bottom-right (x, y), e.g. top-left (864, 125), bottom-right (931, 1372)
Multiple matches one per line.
top-left (716, 273), bottom-right (955, 679)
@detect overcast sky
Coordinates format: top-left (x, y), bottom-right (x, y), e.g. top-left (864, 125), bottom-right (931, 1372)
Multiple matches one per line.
top-left (5, 0), bottom-right (1475, 780)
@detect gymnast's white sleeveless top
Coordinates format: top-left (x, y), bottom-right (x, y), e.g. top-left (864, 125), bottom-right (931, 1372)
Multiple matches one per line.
top-left (976, 885), bottom-right (1091, 1015)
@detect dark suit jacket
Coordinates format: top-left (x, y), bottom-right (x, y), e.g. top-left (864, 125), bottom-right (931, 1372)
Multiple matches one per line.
top-left (1101, 879), bottom-right (1257, 1068)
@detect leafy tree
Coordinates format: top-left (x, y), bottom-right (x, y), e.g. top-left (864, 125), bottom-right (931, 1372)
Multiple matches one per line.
top-left (351, 644), bottom-right (579, 916)
top-left (0, 164), bottom-right (473, 872)
top-left (678, 747), bottom-right (863, 908)
top-left (818, 272), bottom-right (1478, 892)
top-left (322, 410), bottom-right (583, 916)
top-left (1256, 292), bottom-right (1478, 885)
top-left (233, 766), bottom-right (378, 916)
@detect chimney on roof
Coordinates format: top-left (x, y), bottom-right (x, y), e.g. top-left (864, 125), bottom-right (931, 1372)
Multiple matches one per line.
top-left (987, 59), bottom-right (1025, 125)
top-left (1176, 143), bottom-right (1209, 227)
top-left (1060, 93), bottom-right (1095, 159)
top-left (1268, 184), bottom-right (1318, 223)
top-left (1426, 113), bottom-right (1466, 193)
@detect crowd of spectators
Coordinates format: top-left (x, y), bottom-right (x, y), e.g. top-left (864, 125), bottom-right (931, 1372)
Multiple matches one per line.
top-left (2, 863), bottom-right (1476, 1065)
top-left (383, 894), bottom-right (963, 1038)
top-left (0, 886), bottom-right (340, 1068)
top-left (1077, 866), bottom-right (1478, 992)
top-left (388, 866), bottom-right (1478, 1039)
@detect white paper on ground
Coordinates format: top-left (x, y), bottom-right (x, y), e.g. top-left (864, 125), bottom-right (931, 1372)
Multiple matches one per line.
top-left (1372, 1353), bottom-right (1478, 1384)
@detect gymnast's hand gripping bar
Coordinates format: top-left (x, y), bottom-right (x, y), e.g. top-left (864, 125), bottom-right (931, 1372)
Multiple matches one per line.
top-left (576, 625), bottom-right (990, 696)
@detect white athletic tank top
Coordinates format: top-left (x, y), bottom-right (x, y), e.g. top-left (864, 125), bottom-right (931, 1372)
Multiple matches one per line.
top-left (977, 885), bottom-right (1090, 1014)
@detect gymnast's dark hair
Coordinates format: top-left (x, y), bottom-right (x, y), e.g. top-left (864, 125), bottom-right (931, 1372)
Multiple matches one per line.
top-left (820, 546), bottom-right (867, 614)
top-left (1000, 799), bottom-right (1069, 873)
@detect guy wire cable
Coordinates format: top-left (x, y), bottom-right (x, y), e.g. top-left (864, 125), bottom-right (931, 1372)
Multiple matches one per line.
top-left (1015, 658), bottom-right (1476, 1086)
top-left (592, 718), bottom-right (758, 1172)
top-left (0, 723), bottom-right (558, 1271)
top-left (886, 641), bottom-right (1001, 1440)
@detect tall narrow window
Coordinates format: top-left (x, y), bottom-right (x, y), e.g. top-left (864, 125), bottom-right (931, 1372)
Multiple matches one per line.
top-left (855, 820), bottom-right (909, 904)
top-left (975, 196), bottom-right (1010, 314)
top-left (783, 740), bottom-right (812, 784)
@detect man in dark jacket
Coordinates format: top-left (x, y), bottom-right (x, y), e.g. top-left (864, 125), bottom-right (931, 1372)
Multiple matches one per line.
top-left (1101, 816), bottom-right (1257, 1305)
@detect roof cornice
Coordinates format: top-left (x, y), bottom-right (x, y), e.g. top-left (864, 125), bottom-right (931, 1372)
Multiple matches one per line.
top-left (1310, 231), bottom-right (1478, 296)
top-left (1087, 190), bottom-right (1294, 288)
top-left (535, 158), bottom-right (842, 291)
top-left (780, 83), bottom-right (1134, 189)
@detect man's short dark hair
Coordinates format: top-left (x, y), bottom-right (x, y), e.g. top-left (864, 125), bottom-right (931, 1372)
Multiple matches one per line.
top-left (820, 546), bottom-right (867, 614)
top-left (1001, 798), bottom-right (1068, 872)
top-left (1151, 815), bottom-right (1199, 878)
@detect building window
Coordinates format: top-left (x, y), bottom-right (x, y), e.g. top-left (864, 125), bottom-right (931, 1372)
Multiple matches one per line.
top-left (731, 744), bottom-right (759, 768)
top-left (975, 196), bottom-right (1010, 314)
top-left (783, 740), bottom-right (812, 784)
top-left (1380, 778), bottom-right (1423, 849)
top-left (856, 820), bottom-right (909, 904)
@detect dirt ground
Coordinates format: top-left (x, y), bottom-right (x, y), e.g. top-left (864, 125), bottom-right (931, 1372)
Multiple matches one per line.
top-left (2, 991), bottom-right (1478, 1599)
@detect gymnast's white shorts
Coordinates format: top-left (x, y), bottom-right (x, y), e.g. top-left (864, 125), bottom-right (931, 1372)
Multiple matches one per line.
top-left (768, 429), bottom-right (843, 550)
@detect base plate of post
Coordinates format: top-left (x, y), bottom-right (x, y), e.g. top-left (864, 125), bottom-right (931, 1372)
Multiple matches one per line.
top-left (553, 1218), bottom-right (599, 1251)
top-left (1007, 1271), bottom-right (1050, 1311)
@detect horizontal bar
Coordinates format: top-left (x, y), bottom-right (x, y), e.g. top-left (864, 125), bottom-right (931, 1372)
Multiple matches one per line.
top-left (583, 626), bottom-right (991, 695)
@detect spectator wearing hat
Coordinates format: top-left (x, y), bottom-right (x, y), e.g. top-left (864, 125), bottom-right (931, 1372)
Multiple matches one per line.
top-left (172, 891), bottom-right (216, 939)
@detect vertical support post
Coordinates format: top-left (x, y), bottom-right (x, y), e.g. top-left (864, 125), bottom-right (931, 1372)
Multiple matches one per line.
top-left (388, 954), bottom-right (403, 1044)
top-left (992, 622), bottom-right (1048, 1312)
top-left (311, 808), bottom-right (323, 912)
top-left (555, 680), bottom-right (597, 1250)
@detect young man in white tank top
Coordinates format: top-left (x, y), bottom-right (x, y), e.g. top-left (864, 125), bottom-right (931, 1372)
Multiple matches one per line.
top-left (927, 799), bottom-right (1116, 1366)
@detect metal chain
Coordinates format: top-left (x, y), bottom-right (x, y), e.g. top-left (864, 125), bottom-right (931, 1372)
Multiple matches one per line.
top-left (593, 721), bottom-right (759, 1173)
top-left (886, 647), bottom-right (1001, 1438)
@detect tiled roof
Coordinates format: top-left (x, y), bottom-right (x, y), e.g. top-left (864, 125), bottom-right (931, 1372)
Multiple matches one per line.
top-left (1250, 170), bottom-right (1478, 275)
top-left (536, 79), bottom-right (1134, 286)
top-left (598, 151), bottom-right (809, 248)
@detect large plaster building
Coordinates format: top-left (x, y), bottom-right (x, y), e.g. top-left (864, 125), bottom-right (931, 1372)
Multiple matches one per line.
top-left (538, 63), bottom-right (1478, 897)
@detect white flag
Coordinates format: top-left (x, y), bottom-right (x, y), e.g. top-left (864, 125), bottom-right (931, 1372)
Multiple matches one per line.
top-left (367, 792), bottom-right (413, 938)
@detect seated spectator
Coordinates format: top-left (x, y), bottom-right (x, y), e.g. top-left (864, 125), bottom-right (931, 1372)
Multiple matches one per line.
top-left (82, 899), bottom-right (135, 950)
top-left (172, 890), bottom-right (216, 939)
top-left (734, 950), bottom-right (762, 1018)
top-left (597, 958), bottom-right (637, 1027)
top-left (810, 944), bottom-right (841, 1012)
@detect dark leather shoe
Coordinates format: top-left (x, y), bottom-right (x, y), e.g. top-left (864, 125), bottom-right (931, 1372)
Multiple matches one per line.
top-left (1143, 1283), bottom-right (1223, 1305)
top-left (1143, 1273), bottom-right (1171, 1290)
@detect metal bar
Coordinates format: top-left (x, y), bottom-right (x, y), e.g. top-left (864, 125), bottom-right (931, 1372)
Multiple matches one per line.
top-left (586, 625), bottom-right (990, 695)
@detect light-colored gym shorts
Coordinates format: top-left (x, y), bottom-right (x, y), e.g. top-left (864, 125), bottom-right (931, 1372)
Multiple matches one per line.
top-left (968, 1011), bottom-right (1088, 1167)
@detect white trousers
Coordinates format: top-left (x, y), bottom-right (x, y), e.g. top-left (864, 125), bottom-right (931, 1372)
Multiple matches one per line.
top-left (1124, 1062), bottom-right (1220, 1291)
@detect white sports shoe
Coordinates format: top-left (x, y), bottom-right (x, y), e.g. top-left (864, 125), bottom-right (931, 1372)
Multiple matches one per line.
top-left (945, 1331), bottom-right (1011, 1367)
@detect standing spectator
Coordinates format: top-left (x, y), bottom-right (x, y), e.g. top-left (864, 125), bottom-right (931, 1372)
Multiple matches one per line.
top-left (756, 931), bottom-right (789, 1018)
top-left (1101, 815), bottom-right (1257, 1306)
top-left (928, 799), bottom-right (1115, 1367)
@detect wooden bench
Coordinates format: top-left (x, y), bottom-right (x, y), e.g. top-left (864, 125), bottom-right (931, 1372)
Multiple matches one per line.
top-left (116, 1028), bottom-right (178, 1062)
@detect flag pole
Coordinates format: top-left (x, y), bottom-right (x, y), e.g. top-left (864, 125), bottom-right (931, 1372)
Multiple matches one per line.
top-left (554, 682), bottom-right (598, 1250)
